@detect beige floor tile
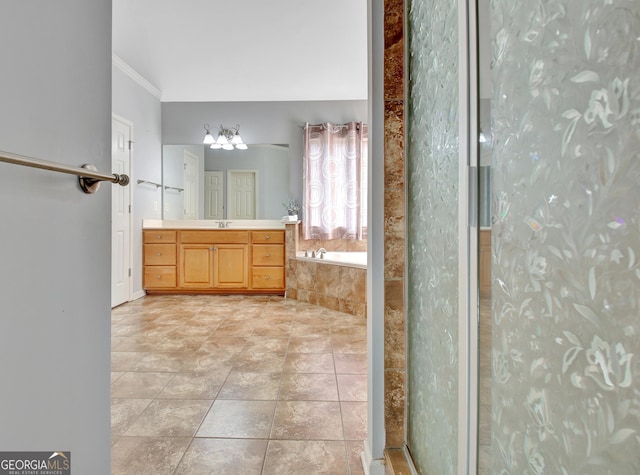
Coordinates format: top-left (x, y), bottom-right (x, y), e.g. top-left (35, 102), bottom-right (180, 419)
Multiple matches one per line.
top-left (271, 401), bottom-right (343, 440)
top-left (110, 372), bottom-right (175, 399)
top-left (283, 353), bottom-right (336, 373)
top-left (196, 400), bottom-right (276, 438)
top-left (111, 294), bottom-right (369, 474)
top-left (111, 398), bottom-right (152, 436)
top-left (341, 402), bottom-right (367, 441)
top-left (262, 440), bottom-right (349, 475)
top-left (337, 374), bottom-right (368, 401)
top-left (279, 373), bottom-right (339, 401)
top-left (346, 440), bottom-right (366, 475)
top-left (111, 436), bottom-right (191, 475)
top-left (175, 438), bottom-right (268, 475)
top-left (156, 369), bottom-right (229, 400)
top-left (218, 371), bottom-right (282, 400)
top-left (288, 336), bottom-right (332, 353)
top-left (124, 399), bottom-right (212, 437)
top-left (131, 351), bottom-right (192, 372)
top-left (233, 351), bottom-right (287, 373)
top-left (334, 353), bottom-right (367, 374)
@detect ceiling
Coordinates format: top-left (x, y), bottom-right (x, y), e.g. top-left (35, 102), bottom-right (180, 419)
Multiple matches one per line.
top-left (112, 0), bottom-right (368, 103)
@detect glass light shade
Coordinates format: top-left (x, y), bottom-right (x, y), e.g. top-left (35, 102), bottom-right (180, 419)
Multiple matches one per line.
top-left (203, 132), bottom-right (215, 144)
top-left (235, 143), bottom-right (248, 150)
top-left (231, 132), bottom-right (243, 145)
top-left (222, 143), bottom-right (234, 150)
top-left (210, 143), bottom-right (222, 149)
top-left (216, 133), bottom-right (229, 145)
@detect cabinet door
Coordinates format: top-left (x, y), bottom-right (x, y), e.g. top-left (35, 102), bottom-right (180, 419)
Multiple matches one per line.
top-left (179, 244), bottom-right (213, 288)
top-left (213, 244), bottom-right (248, 288)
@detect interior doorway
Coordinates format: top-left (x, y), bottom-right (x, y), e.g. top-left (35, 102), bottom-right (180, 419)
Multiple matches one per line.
top-left (204, 171), bottom-right (224, 219)
top-left (111, 115), bottom-right (132, 307)
top-left (226, 170), bottom-right (257, 219)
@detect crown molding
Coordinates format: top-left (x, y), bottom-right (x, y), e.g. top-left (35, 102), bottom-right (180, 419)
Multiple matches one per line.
top-left (112, 54), bottom-right (162, 100)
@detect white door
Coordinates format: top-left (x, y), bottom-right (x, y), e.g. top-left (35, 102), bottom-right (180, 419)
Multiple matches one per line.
top-left (204, 171), bottom-right (224, 219)
top-left (111, 116), bottom-right (132, 307)
top-left (227, 170), bottom-right (257, 219)
top-left (183, 150), bottom-right (198, 219)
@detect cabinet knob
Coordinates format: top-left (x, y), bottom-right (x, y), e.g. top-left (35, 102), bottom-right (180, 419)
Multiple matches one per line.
top-left (156, 235), bottom-right (162, 239)
top-left (265, 235), bottom-right (270, 239)
top-left (157, 253), bottom-right (162, 256)
top-left (156, 275), bottom-right (161, 279)
top-left (266, 253), bottom-right (271, 257)
top-left (265, 275), bottom-right (271, 280)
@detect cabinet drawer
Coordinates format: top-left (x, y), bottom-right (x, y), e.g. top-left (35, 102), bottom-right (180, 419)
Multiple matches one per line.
top-left (251, 267), bottom-right (285, 289)
top-left (252, 244), bottom-right (285, 266)
top-left (144, 244), bottom-right (177, 265)
top-left (144, 266), bottom-right (177, 288)
top-left (251, 230), bottom-right (284, 244)
top-left (180, 230), bottom-right (249, 244)
top-left (144, 230), bottom-right (177, 243)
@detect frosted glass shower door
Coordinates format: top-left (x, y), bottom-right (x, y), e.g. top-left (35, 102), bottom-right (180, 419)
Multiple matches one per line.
top-left (486, 0), bottom-right (640, 473)
top-left (406, 0), bottom-right (475, 473)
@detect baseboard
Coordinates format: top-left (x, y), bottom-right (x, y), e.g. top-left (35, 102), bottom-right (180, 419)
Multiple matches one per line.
top-left (361, 440), bottom-right (386, 475)
top-left (132, 290), bottom-right (146, 301)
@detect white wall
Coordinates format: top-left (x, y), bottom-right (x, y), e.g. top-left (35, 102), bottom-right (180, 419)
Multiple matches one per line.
top-left (112, 62), bottom-right (163, 298)
top-left (0, 1), bottom-right (112, 472)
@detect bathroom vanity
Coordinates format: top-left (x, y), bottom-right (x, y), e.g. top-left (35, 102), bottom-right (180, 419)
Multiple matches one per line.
top-left (142, 220), bottom-right (286, 295)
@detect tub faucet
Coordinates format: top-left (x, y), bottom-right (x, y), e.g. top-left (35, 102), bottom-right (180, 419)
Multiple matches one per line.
top-left (316, 248), bottom-right (327, 258)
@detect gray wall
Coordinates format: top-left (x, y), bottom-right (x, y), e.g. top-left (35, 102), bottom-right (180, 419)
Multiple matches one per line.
top-left (112, 64), bottom-right (163, 298)
top-left (206, 145), bottom-right (290, 219)
top-left (0, 1), bottom-right (112, 473)
top-left (162, 100), bottom-right (368, 201)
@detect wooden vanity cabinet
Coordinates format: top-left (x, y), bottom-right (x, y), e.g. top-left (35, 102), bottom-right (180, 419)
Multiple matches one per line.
top-left (250, 231), bottom-right (285, 289)
top-left (179, 231), bottom-right (249, 289)
top-left (144, 228), bottom-right (285, 294)
top-left (143, 230), bottom-right (177, 289)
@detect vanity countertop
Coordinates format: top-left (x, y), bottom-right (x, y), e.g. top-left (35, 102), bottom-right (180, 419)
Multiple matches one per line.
top-left (142, 219), bottom-right (287, 230)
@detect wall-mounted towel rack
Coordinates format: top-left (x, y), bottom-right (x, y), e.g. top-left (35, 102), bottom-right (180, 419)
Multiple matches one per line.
top-left (164, 185), bottom-right (184, 192)
top-left (0, 150), bottom-right (129, 194)
top-left (137, 179), bottom-right (162, 189)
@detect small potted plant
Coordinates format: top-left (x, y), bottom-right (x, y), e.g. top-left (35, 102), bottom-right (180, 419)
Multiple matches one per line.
top-left (283, 198), bottom-right (300, 217)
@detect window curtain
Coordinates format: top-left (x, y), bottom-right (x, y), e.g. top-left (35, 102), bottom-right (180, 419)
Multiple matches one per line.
top-left (302, 122), bottom-right (368, 240)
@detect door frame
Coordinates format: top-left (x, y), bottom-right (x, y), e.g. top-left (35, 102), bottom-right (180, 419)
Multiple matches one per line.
top-left (111, 113), bottom-right (133, 307)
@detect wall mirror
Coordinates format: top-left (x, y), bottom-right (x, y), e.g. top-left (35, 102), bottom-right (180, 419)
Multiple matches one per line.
top-left (162, 143), bottom-right (290, 220)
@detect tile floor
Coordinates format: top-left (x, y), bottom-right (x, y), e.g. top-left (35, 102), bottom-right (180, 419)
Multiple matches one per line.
top-left (111, 294), bottom-right (367, 474)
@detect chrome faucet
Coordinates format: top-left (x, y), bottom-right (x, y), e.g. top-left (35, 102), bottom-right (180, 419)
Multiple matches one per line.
top-left (316, 248), bottom-right (327, 258)
top-left (218, 220), bottom-right (230, 228)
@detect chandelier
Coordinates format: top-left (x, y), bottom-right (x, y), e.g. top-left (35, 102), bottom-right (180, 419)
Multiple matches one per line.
top-left (202, 124), bottom-right (248, 150)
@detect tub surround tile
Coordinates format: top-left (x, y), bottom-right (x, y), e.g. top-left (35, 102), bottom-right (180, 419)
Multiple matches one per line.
top-left (384, 369), bottom-right (405, 447)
